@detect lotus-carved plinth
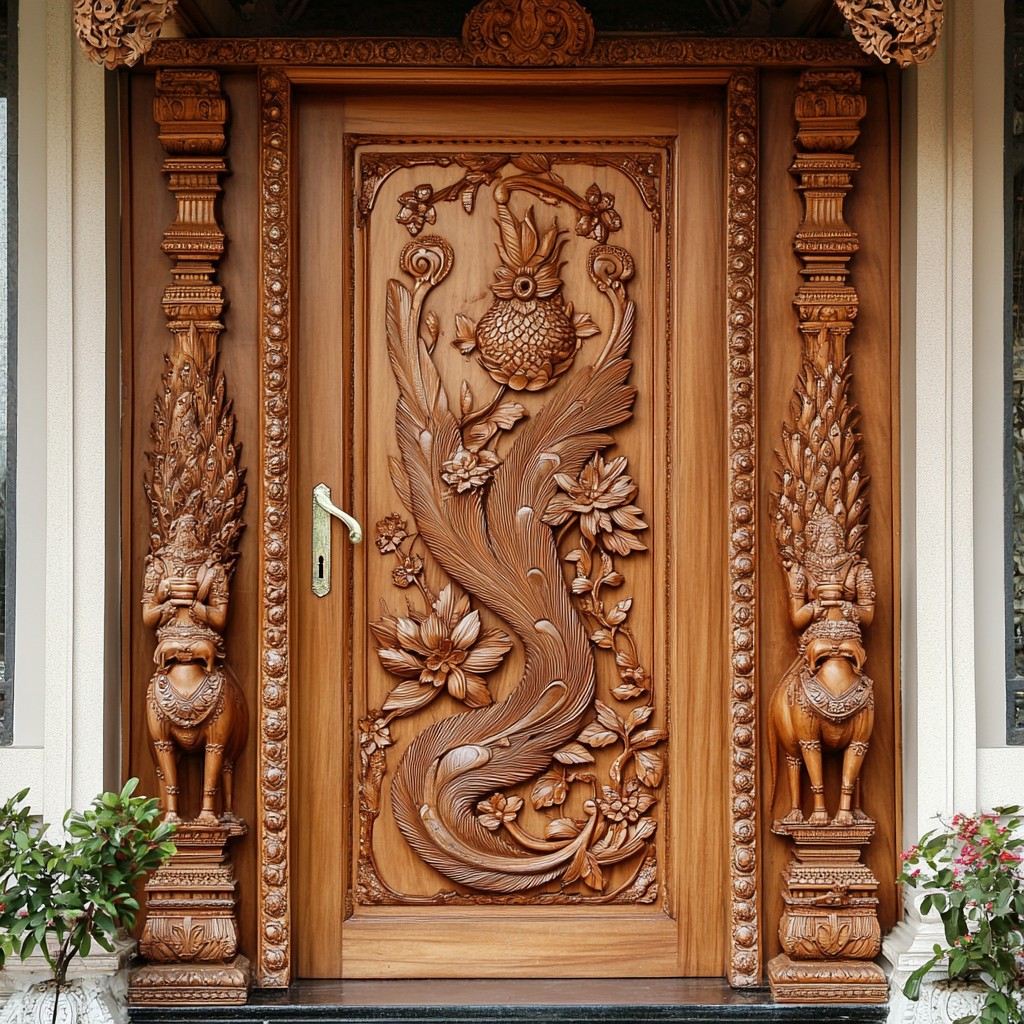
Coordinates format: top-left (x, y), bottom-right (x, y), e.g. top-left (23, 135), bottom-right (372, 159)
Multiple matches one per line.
top-left (128, 822), bottom-right (251, 1006)
top-left (768, 821), bottom-right (886, 1004)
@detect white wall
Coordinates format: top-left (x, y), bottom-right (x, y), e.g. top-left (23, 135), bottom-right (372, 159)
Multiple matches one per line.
top-left (901, 0), bottom-right (1024, 837)
top-left (0, 0), bottom-right (116, 826)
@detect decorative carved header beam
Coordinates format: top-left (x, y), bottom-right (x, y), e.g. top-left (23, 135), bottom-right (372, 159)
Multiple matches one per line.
top-left (74, 0), bottom-right (178, 70)
top-left (833, 0), bottom-right (943, 66)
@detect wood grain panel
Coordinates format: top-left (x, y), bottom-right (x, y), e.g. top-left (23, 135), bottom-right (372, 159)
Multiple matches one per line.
top-left (671, 88), bottom-right (729, 977)
top-left (757, 68), bottom-right (900, 964)
top-left (294, 88), bottom-right (350, 979)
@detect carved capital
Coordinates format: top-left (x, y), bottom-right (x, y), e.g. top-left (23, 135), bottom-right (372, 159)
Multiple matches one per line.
top-left (74, 0), bottom-right (178, 70)
top-left (834, 0), bottom-right (944, 68)
top-left (794, 71), bottom-right (867, 154)
top-left (463, 0), bottom-right (594, 66)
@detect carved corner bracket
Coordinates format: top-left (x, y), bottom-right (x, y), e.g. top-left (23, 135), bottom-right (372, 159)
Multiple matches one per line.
top-left (74, 0), bottom-right (178, 70)
top-left (766, 69), bottom-right (885, 1005)
top-left (833, 0), bottom-right (943, 67)
top-left (128, 67), bottom-right (251, 1007)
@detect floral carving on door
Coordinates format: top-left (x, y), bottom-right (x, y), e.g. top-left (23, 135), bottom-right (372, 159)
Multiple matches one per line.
top-left (355, 150), bottom-right (667, 904)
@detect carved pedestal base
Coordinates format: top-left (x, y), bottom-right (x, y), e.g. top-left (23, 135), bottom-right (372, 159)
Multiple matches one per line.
top-left (127, 955), bottom-right (251, 1006)
top-left (769, 821), bottom-right (887, 1004)
top-left (768, 953), bottom-right (888, 1003)
top-left (128, 821), bottom-right (250, 1007)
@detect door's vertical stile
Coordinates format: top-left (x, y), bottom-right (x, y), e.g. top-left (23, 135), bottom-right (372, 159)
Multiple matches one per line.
top-left (345, 128), bottom-right (364, 922)
top-left (257, 66), bottom-right (294, 989)
top-left (725, 69), bottom-right (760, 987)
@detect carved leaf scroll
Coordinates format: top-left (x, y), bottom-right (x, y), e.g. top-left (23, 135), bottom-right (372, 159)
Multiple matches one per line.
top-left (74, 0), bottom-right (178, 70)
top-left (833, 0), bottom-right (943, 67)
top-left (359, 157), bottom-right (664, 904)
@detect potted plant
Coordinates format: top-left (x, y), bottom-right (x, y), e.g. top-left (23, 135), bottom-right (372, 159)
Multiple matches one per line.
top-left (899, 806), bottom-right (1024, 1024)
top-left (0, 779), bottom-right (175, 1024)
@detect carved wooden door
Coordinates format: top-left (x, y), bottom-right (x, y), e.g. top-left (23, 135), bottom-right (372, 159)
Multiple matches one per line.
top-left (293, 88), bottom-right (736, 979)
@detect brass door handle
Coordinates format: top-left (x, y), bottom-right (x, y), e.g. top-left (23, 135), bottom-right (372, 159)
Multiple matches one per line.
top-left (312, 483), bottom-right (362, 597)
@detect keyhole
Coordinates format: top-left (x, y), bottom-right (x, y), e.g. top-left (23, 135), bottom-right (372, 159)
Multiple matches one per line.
top-left (318, 555), bottom-right (325, 579)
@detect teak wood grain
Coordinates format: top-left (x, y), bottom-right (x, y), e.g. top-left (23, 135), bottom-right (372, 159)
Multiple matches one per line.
top-left (120, 58), bottom-right (900, 988)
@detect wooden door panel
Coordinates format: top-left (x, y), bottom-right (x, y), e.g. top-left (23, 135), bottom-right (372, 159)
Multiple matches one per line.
top-left (294, 89), bottom-right (728, 979)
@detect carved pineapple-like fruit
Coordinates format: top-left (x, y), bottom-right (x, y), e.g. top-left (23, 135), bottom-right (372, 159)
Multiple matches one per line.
top-left (475, 203), bottom-right (580, 392)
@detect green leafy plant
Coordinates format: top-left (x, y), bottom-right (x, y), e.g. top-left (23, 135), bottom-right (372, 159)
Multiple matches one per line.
top-left (0, 779), bottom-right (175, 1022)
top-left (899, 806), bottom-right (1024, 1024)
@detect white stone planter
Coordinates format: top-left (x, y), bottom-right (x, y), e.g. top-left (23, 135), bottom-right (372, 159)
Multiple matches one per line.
top-left (0, 978), bottom-right (125, 1024)
top-left (0, 935), bottom-right (133, 1024)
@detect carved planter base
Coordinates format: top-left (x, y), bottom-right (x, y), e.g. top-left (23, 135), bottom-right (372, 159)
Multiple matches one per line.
top-left (769, 821), bottom-right (886, 1004)
top-left (126, 956), bottom-right (251, 1007)
top-left (127, 822), bottom-right (250, 1007)
top-left (768, 954), bottom-right (888, 1003)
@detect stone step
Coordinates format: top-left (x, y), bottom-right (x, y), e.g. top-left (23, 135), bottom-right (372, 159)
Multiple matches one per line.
top-left (129, 979), bottom-right (889, 1024)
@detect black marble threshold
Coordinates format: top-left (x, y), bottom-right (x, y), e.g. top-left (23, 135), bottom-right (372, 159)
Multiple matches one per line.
top-left (129, 979), bottom-right (889, 1024)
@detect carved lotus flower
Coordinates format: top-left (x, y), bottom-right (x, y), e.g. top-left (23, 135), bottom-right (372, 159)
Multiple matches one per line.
top-left (542, 453), bottom-right (648, 555)
top-left (441, 447), bottom-right (500, 492)
top-left (391, 554), bottom-right (424, 588)
top-left (476, 792), bottom-right (524, 831)
top-left (371, 584), bottom-right (513, 710)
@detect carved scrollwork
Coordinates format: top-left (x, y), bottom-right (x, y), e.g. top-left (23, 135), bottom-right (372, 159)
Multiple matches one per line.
top-left (357, 161), bottom-right (664, 905)
top-left (74, 0), bottom-right (178, 70)
top-left (462, 0), bottom-right (594, 67)
top-left (834, 0), bottom-right (943, 68)
top-left (148, 36), bottom-right (870, 70)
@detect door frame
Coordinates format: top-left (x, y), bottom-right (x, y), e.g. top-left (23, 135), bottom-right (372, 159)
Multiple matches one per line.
top-left (143, 33), bottom-right (874, 991)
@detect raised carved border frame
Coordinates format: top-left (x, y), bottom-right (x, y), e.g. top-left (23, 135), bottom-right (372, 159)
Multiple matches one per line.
top-left (140, 40), bottom-right (865, 987)
top-left (251, 61), bottom-right (760, 991)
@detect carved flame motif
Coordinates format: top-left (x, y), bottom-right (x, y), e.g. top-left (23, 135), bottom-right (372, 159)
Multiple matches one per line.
top-left (363, 175), bottom-right (662, 899)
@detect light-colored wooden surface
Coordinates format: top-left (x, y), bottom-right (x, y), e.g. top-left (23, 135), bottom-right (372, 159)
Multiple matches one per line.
top-left (292, 87), bottom-right (730, 978)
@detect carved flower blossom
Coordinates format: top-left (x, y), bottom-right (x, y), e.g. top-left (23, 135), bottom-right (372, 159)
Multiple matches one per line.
top-left (371, 584), bottom-right (513, 709)
top-left (375, 514), bottom-right (409, 554)
top-left (597, 779), bottom-right (656, 824)
top-left (542, 454), bottom-right (648, 555)
top-left (359, 714), bottom-right (393, 756)
top-left (575, 184), bottom-right (622, 244)
top-left (477, 792), bottom-right (524, 831)
top-left (441, 447), bottom-right (500, 493)
top-left (396, 184), bottom-right (437, 236)
top-left (392, 554), bottom-right (424, 588)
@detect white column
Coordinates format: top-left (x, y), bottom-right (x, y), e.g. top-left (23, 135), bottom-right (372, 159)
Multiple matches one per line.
top-left (886, 2), bottom-right (996, 1019)
top-left (0, 0), bottom-right (113, 825)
